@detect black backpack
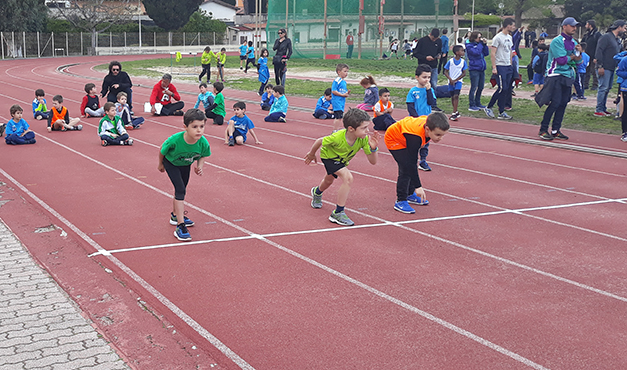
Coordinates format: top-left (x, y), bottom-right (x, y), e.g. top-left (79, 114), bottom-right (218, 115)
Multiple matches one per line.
top-left (533, 52), bottom-right (548, 75)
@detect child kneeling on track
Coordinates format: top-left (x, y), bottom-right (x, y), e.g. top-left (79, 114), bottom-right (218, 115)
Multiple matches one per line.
top-left (225, 101), bottom-right (262, 146)
top-left (384, 112), bottom-right (449, 214)
top-left (313, 88), bottom-right (334, 120)
top-left (372, 87), bottom-right (395, 131)
top-left (305, 108), bottom-right (380, 227)
top-left (115, 92), bottom-right (144, 130)
top-left (47, 94), bottom-right (82, 132)
top-left (264, 85), bottom-right (289, 122)
top-left (4, 104), bottom-right (36, 145)
top-left (98, 102), bottom-right (133, 146)
top-left (158, 109), bottom-right (211, 242)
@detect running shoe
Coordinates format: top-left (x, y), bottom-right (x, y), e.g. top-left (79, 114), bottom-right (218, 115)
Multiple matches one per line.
top-left (477, 104), bottom-right (487, 109)
top-left (174, 224), bottom-right (192, 241)
top-left (621, 133), bottom-right (627, 142)
top-left (418, 161), bottom-right (432, 171)
top-left (394, 201), bottom-right (416, 214)
top-left (228, 136), bottom-right (235, 146)
top-left (484, 107), bottom-right (496, 118)
top-left (311, 187), bottom-right (323, 209)
top-left (468, 106), bottom-right (480, 112)
top-left (125, 124), bottom-right (134, 130)
top-left (329, 211), bottom-right (355, 226)
top-left (497, 112), bottom-right (512, 120)
top-left (538, 131), bottom-right (554, 140)
top-left (124, 138), bottom-right (133, 146)
top-left (431, 106), bottom-right (443, 112)
top-left (0, 123), bottom-right (5, 136)
top-left (101, 140), bottom-right (108, 147)
top-left (170, 212), bottom-right (195, 226)
top-left (552, 131), bottom-right (569, 140)
top-left (278, 116), bottom-right (287, 123)
top-left (173, 110), bottom-right (184, 116)
top-left (449, 111), bottom-right (460, 121)
top-left (593, 112), bottom-right (608, 117)
top-left (407, 194), bottom-right (429, 205)
top-left (74, 124), bottom-right (83, 131)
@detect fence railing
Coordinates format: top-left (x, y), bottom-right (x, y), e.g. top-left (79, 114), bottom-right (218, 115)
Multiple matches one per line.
top-left (0, 31), bottom-right (228, 59)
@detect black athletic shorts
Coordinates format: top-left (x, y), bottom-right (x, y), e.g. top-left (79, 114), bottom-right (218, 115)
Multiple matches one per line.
top-left (321, 158), bottom-right (346, 178)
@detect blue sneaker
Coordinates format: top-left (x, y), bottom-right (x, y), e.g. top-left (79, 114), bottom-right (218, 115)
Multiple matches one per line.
top-left (174, 224), bottom-right (192, 241)
top-left (407, 194), bottom-right (429, 205)
top-left (394, 201), bottom-right (416, 214)
top-left (170, 212), bottom-right (195, 226)
top-left (478, 104), bottom-right (487, 109)
top-left (484, 107), bottom-right (495, 118)
top-left (418, 161), bottom-right (432, 171)
top-left (468, 106), bottom-right (480, 112)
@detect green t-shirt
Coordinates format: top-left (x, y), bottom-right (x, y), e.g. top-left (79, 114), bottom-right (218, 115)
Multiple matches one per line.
top-left (212, 92), bottom-right (225, 117)
top-left (320, 129), bottom-right (372, 166)
top-left (160, 132), bottom-right (211, 167)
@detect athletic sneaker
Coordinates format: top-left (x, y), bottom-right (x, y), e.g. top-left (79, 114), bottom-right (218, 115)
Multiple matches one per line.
top-left (101, 140), bottom-right (108, 147)
top-left (431, 106), bottom-right (443, 113)
top-left (484, 107), bottom-right (496, 118)
top-left (125, 124), bottom-right (134, 130)
top-left (449, 111), bottom-right (460, 121)
top-left (538, 131), bottom-right (554, 140)
top-left (0, 123), bottom-right (5, 136)
top-left (228, 136), bottom-right (235, 146)
top-left (497, 112), bottom-right (512, 120)
top-left (407, 194), bottom-right (429, 205)
top-left (310, 187), bottom-right (323, 209)
top-left (170, 212), bottom-right (195, 226)
top-left (530, 93), bottom-right (537, 98)
top-left (552, 131), bottom-right (569, 140)
top-left (74, 124), bottom-right (83, 131)
top-left (278, 116), bottom-right (287, 123)
top-left (621, 133), bottom-right (627, 142)
top-left (477, 104), bottom-right (487, 109)
top-left (394, 200), bottom-right (416, 214)
top-left (594, 111), bottom-right (610, 117)
top-left (174, 224), bottom-right (192, 241)
top-left (329, 211), bottom-right (355, 226)
top-left (418, 161), bottom-right (431, 171)
top-left (468, 106), bottom-right (480, 112)
top-left (124, 138), bottom-right (133, 146)
top-left (35, 115), bottom-right (42, 120)
top-left (173, 110), bottom-right (184, 116)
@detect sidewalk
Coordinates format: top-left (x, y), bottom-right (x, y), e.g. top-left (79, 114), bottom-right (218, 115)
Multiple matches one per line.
top-left (0, 219), bottom-right (130, 370)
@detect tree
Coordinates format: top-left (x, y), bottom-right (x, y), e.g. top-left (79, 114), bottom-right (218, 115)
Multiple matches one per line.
top-left (142, 0), bottom-right (204, 31)
top-left (53, 0), bottom-right (137, 55)
top-left (564, 0), bottom-right (626, 28)
top-left (463, 13), bottom-right (502, 27)
top-left (180, 10), bottom-right (227, 33)
top-left (0, 0), bottom-right (49, 32)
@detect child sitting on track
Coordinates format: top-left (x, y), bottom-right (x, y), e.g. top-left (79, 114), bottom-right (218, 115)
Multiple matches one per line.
top-left (305, 108), bottom-right (380, 227)
top-left (356, 76), bottom-right (378, 111)
top-left (32, 89), bottom-right (49, 121)
top-left (158, 108), bottom-right (211, 242)
top-left (260, 84), bottom-right (275, 111)
top-left (384, 112), bottom-right (449, 214)
top-left (225, 101), bottom-right (262, 146)
top-left (5, 104), bottom-right (36, 145)
top-left (47, 95), bottom-right (82, 132)
top-left (206, 81), bottom-right (225, 125)
top-left (194, 82), bottom-right (215, 111)
top-left (115, 92), bottom-right (144, 130)
top-left (313, 88), bottom-right (334, 120)
top-left (372, 88), bottom-right (395, 131)
top-left (98, 102), bottom-right (133, 146)
top-left (81, 83), bottom-right (104, 118)
top-left (264, 85), bottom-right (289, 122)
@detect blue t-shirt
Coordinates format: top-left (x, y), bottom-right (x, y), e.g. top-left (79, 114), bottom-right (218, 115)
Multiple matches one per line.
top-left (5, 118), bottom-right (29, 136)
top-left (229, 115), bottom-right (255, 142)
top-left (239, 44), bottom-right (247, 56)
top-left (315, 96), bottom-right (331, 111)
top-left (406, 86), bottom-right (433, 116)
top-left (577, 52), bottom-right (590, 74)
top-left (194, 91), bottom-right (215, 109)
top-left (441, 36), bottom-right (449, 54)
top-left (246, 46), bottom-right (255, 59)
top-left (331, 77), bottom-right (348, 112)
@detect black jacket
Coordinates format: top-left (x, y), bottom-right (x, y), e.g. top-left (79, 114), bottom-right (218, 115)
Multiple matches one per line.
top-left (412, 36), bottom-right (442, 68)
top-left (101, 71), bottom-right (133, 98)
top-left (581, 28), bottom-right (600, 59)
top-left (595, 32), bottom-right (622, 71)
top-left (273, 38), bottom-right (293, 64)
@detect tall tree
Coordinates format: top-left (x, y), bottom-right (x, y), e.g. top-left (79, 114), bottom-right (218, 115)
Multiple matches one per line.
top-left (142, 0), bottom-right (204, 31)
top-left (0, 0), bottom-right (49, 32)
top-left (564, 0), bottom-right (626, 28)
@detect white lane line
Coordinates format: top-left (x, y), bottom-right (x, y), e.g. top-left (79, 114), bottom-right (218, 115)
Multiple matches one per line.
top-left (0, 167), bottom-right (256, 370)
top-left (4, 132), bottom-right (551, 369)
top-left (91, 197), bottom-right (627, 257)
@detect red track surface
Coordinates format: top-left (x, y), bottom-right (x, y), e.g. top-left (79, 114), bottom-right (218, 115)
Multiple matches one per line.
top-left (1, 55), bottom-right (627, 369)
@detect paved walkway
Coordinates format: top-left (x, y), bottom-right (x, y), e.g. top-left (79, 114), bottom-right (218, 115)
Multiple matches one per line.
top-left (0, 220), bottom-right (130, 370)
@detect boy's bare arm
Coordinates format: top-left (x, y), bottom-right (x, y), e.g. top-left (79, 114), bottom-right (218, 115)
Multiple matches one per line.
top-left (194, 158), bottom-right (204, 176)
top-left (249, 129), bottom-right (262, 144)
top-left (304, 137), bottom-right (323, 165)
top-left (366, 131), bottom-right (381, 165)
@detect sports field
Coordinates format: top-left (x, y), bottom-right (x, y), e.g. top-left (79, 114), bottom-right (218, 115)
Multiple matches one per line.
top-left (1, 54), bottom-right (627, 369)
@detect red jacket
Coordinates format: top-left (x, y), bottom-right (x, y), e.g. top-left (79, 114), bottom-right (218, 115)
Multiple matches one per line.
top-left (150, 81), bottom-right (181, 106)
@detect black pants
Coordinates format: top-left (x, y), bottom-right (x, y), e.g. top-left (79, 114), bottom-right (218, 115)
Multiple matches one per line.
top-left (274, 62), bottom-right (286, 86)
top-left (199, 63), bottom-right (211, 82)
top-left (390, 146), bottom-right (421, 202)
top-left (245, 57), bottom-right (257, 72)
top-left (540, 75), bottom-right (573, 133)
top-left (205, 110), bottom-right (224, 125)
top-left (100, 133), bottom-right (129, 145)
top-left (437, 53), bottom-right (448, 74)
top-left (583, 61), bottom-right (598, 90)
top-left (163, 158), bottom-right (191, 201)
top-left (160, 101), bottom-right (185, 116)
top-left (258, 82), bottom-right (267, 96)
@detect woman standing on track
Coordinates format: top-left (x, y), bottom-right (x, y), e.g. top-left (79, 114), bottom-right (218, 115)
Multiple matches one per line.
top-left (101, 61), bottom-right (134, 113)
top-left (272, 28), bottom-right (292, 87)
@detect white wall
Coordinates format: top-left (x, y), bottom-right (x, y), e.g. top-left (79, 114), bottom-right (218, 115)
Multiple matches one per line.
top-left (199, 3), bottom-right (236, 22)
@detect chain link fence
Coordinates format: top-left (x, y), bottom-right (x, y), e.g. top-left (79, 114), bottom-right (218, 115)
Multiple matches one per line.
top-left (0, 31), bottom-right (227, 59)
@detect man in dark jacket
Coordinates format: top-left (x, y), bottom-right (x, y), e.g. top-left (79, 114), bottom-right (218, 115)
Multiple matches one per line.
top-left (595, 20), bottom-right (626, 116)
top-left (582, 20), bottom-right (601, 90)
top-left (101, 61), bottom-right (133, 111)
top-left (413, 28), bottom-right (442, 89)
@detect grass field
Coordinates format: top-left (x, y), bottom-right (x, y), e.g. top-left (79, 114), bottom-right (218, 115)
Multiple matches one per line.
top-left (102, 50), bottom-right (623, 135)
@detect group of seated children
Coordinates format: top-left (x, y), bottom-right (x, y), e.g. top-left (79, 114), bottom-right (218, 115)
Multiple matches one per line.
top-left (82, 83), bottom-right (144, 130)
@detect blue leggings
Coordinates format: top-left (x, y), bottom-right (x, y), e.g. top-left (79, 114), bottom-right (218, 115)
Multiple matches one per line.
top-left (265, 112), bottom-right (285, 122)
top-left (5, 131), bottom-right (36, 145)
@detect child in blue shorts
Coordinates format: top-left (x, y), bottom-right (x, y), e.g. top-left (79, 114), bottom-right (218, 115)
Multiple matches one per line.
top-left (332, 63), bottom-right (350, 131)
top-left (5, 105), bottom-right (36, 145)
top-left (313, 88), bottom-right (334, 120)
top-left (443, 45), bottom-right (468, 121)
top-left (406, 64), bottom-right (437, 171)
top-left (225, 101), bottom-right (262, 146)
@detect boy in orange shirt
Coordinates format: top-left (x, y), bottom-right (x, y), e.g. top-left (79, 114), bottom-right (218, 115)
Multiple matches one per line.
top-left (372, 88), bottom-right (395, 130)
top-left (47, 95), bottom-right (82, 132)
top-left (384, 112), bottom-right (449, 214)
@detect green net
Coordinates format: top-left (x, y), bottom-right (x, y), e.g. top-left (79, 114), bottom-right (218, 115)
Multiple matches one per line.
top-left (266, 0), bottom-right (455, 59)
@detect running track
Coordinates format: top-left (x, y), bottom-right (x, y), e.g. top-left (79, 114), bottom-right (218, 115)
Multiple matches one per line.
top-left (1, 55), bottom-right (627, 369)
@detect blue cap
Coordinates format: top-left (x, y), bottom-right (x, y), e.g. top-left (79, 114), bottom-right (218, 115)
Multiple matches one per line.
top-left (561, 17), bottom-right (579, 27)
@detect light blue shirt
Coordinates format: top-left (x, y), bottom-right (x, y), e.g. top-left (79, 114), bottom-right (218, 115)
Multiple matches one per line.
top-left (194, 91), bottom-right (215, 109)
top-left (270, 95), bottom-right (289, 114)
top-left (406, 86), bottom-right (433, 116)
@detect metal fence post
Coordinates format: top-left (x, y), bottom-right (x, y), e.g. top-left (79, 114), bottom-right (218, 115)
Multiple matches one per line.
top-left (110, 32), bottom-right (112, 54)
top-left (124, 32), bottom-right (127, 50)
top-left (198, 32), bottom-right (200, 46)
top-left (80, 32), bottom-right (83, 55)
top-left (23, 32), bottom-right (26, 58)
top-left (1, 32), bottom-right (4, 59)
top-left (213, 32), bottom-right (215, 45)
top-left (66, 32), bottom-right (68, 56)
top-left (37, 31), bottom-right (40, 57)
top-left (154, 32), bottom-right (156, 53)
top-left (183, 32), bottom-right (186, 52)
top-left (12, 32), bottom-right (15, 58)
top-left (52, 32), bottom-right (55, 56)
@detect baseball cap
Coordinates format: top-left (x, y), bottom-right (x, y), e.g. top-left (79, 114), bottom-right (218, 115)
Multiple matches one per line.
top-left (611, 20), bottom-right (626, 28)
top-left (561, 17), bottom-right (579, 27)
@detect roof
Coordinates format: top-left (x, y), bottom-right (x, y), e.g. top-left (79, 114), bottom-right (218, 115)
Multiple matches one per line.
top-left (202, 0), bottom-right (239, 11)
top-left (231, 25), bottom-right (253, 31)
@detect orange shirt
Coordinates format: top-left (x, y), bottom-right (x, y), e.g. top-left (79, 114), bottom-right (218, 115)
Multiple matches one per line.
top-left (384, 116), bottom-right (428, 151)
top-left (51, 106), bottom-right (68, 123)
top-left (373, 99), bottom-right (392, 117)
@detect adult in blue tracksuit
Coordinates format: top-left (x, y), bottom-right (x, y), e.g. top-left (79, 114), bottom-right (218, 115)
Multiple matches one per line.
top-left (466, 32), bottom-right (490, 110)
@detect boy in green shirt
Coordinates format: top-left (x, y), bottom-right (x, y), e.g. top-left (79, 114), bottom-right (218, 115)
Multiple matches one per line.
top-left (304, 108), bottom-right (380, 226)
top-left (206, 81), bottom-right (226, 125)
top-left (158, 108), bottom-right (212, 241)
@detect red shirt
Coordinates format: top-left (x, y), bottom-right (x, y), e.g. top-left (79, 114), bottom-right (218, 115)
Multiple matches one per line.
top-left (150, 81), bottom-right (181, 106)
top-left (346, 35), bottom-right (354, 46)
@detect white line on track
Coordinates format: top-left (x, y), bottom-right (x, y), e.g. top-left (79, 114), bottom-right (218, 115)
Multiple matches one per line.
top-left (0, 128), bottom-right (550, 370)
